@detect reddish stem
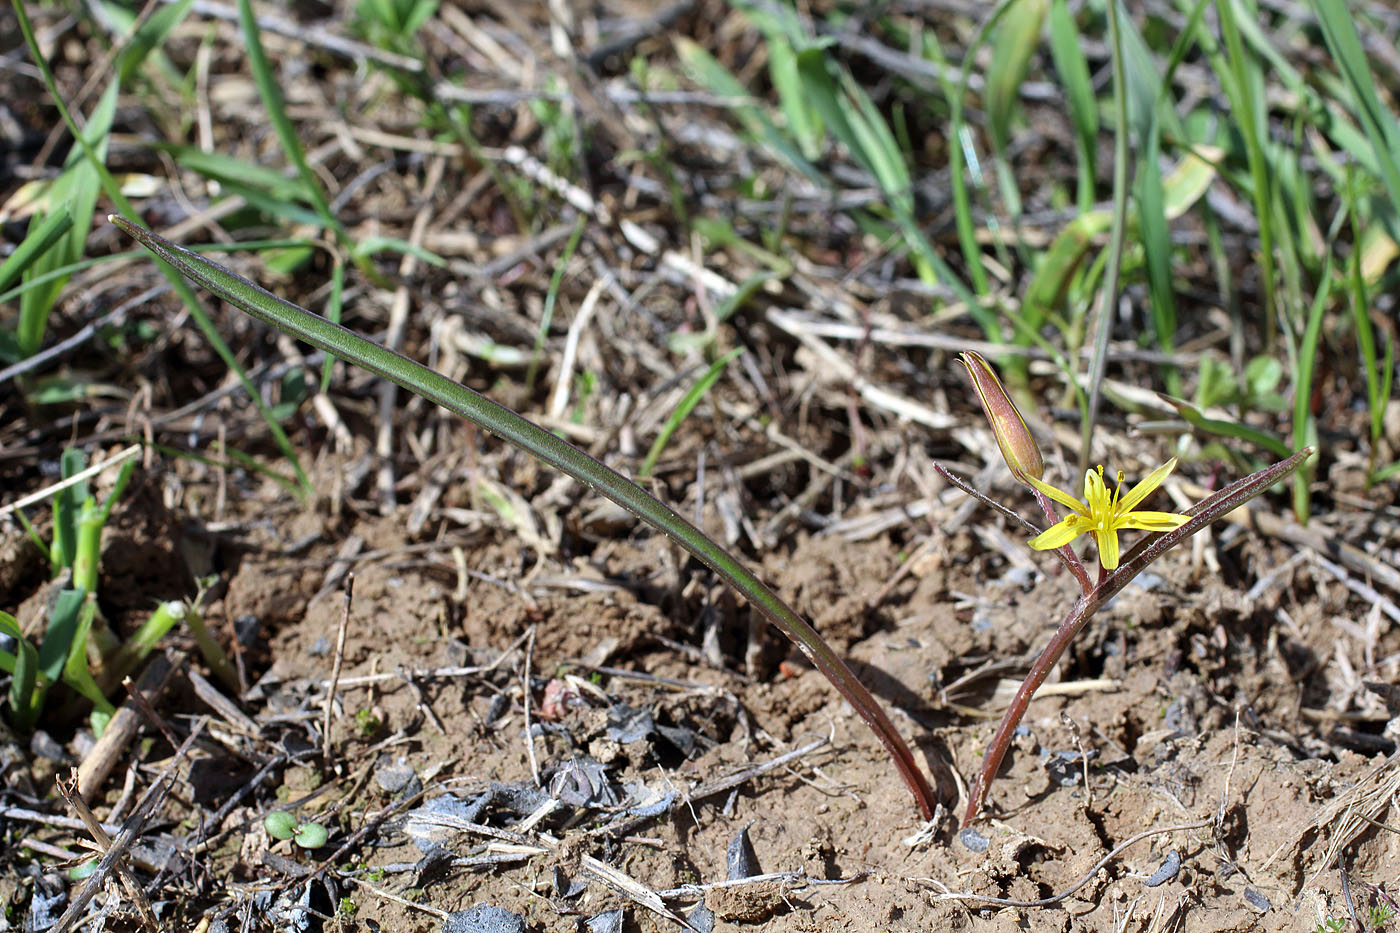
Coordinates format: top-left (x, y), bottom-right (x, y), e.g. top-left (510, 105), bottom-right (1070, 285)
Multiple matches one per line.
top-left (1031, 487), bottom-right (1092, 594)
top-left (962, 447), bottom-right (1315, 824)
top-left (963, 588), bottom-right (1104, 823)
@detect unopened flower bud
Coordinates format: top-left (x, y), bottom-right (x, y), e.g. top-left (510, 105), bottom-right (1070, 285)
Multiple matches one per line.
top-left (959, 350), bottom-right (1044, 484)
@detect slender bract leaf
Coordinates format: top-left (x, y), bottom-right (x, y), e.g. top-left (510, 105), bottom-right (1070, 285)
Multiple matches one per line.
top-left (110, 214), bottom-right (940, 820)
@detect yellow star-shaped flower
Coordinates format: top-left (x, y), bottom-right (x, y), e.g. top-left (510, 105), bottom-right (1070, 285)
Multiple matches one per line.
top-left (1025, 459), bottom-right (1191, 571)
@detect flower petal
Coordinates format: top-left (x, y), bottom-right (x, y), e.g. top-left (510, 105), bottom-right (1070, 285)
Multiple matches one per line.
top-left (1026, 474), bottom-right (1087, 512)
top-left (1119, 458), bottom-right (1177, 512)
top-left (1118, 511), bottom-right (1191, 532)
top-left (1028, 516), bottom-right (1090, 551)
top-left (1093, 527), bottom-right (1121, 570)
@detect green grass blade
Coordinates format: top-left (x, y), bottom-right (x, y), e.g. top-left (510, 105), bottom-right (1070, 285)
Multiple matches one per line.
top-left (1312, 0), bottom-right (1400, 218)
top-left (924, 31), bottom-right (990, 299)
top-left (1080, 0), bottom-right (1134, 473)
top-left (1160, 394), bottom-right (1293, 458)
top-left (1135, 124), bottom-right (1178, 388)
top-left (18, 82), bottom-right (116, 358)
top-left (10, 0), bottom-right (312, 496)
top-left (51, 448), bottom-right (88, 573)
top-left (320, 260), bottom-right (345, 393)
top-left (526, 216), bottom-right (585, 393)
top-left (986, 0), bottom-right (1046, 154)
top-left (674, 37), bottom-right (825, 186)
top-left (0, 611), bottom-right (39, 730)
top-left (37, 588), bottom-right (86, 682)
top-left (1047, 0), bottom-right (1097, 214)
top-left (0, 209), bottom-right (72, 295)
top-left (640, 347), bottom-right (743, 480)
top-left (1213, 0), bottom-right (1279, 336)
top-left (1345, 170), bottom-right (1387, 445)
top-left (235, 0), bottom-right (345, 241)
top-left (1291, 263), bottom-right (1329, 521)
top-left (110, 213), bottom-right (941, 820)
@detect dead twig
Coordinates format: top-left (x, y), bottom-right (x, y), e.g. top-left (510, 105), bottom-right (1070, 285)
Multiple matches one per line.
top-left (322, 574), bottom-right (354, 762)
top-left (52, 718), bottom-right (208, 933)
top-left (76, 649), bottom-right (181, 801)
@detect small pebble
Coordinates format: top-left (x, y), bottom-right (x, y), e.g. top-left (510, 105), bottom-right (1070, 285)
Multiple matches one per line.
top-left (606, 703), bottom-right (655, 744)
top-left (958, 827), bottom-right (990, 853)
top-left (687, 903), bottom-right (716, 933)
top-left (374, 757), bottom-right (417, 794)
top-left (29, 731), bottom-right (70, 763)
top-left (552, 867), bottom-right (587, 899)
top-left (234, 614), bottom-right (261, 646)
top-left (584, 909), bottom-right (623, 933)
top-left (441, 905), bottom-right (526, 933)
top-left (1164, 696), bottom-right (1197, 737)
top-left (1243, 888), bottom-right (1271, 912)
top-left (726, 825), bottom-right (760, 880)
top-left (1144, 850), bottom-right (1181, 887)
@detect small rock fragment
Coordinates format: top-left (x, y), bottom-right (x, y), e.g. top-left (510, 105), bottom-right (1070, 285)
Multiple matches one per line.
top-left (958, 827), bottom-right (990, 853)
top-left (606, 703), bottom-right (655, 743)
top-left (404, 793), bottom-right (492, 853)
top-left (374, 756), bottom-right (417, 794)
top-left (552, 867), bottom-right (587, 899)
top-left (1243, 888), bottom-right (1270, 912)
top-left (441, 904), bottom-right (526, 933)
top-left (29, 730), bottom-right (70, 763)
top-left (234, 613), bottom-right (261, 646)
top-left (1144, 850), bottom-right (1181, 887)
top-left (656, 724), bottom-right (698, 757)
top-left (726, 825), bottom-right (760, 880)
top-left (1163, 696), bottom-right (1197, 737)
top-left (687, 903), bottom-right (716, 933)
top-left (583, 908), bottom-right (623, 933)
top-left (1043, 749), bottom-right (1096, 787)
top-left (484, 693), bottom-right (510, 725)
top-left (548, 757), bottom-right (615, 807)
top-left (27, 884), bottom-right (66, 931)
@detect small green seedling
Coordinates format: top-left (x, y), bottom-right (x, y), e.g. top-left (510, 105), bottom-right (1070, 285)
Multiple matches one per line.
top-left (3, 448), bottom-right (135, 733)
top-left (3, 452), bottom-right (233, 731)
top-left (264, 812), bottom-right (328, 849)
top-left (951, 352), bottom-right (1311, 822)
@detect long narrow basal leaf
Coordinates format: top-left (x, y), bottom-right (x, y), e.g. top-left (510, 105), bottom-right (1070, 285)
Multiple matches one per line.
top-left (110, 214), bottom-right (939, 819)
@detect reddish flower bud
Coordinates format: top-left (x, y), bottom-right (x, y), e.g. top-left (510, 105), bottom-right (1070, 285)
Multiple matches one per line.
top-left (959, 351), bottom-right (1044, 484)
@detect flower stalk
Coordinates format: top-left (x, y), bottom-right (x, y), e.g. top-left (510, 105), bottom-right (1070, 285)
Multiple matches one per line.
top-left (953, 353), bottom-right (1313, 823)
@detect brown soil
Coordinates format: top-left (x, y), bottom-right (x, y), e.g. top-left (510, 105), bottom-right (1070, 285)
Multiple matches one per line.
top-left (2, 1), bottom-right (1399, 931)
